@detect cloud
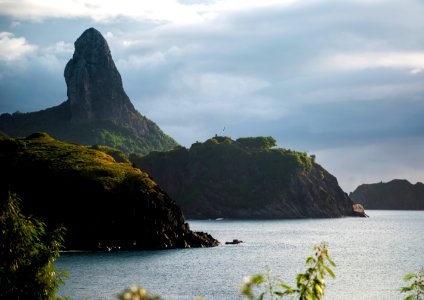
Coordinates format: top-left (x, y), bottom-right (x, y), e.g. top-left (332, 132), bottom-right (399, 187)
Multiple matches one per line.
top-left (44, 41), bottom-right (73, 54)
top-left (10, 20), bottom-right (21, 27)
top-left (0, 0), bottom-right (298, 24)
top-left (0, 32), bottom-right (37, 61)
top-left (116, 45), bottom-right (192, 70)
top-left (320, 52), bottom-right (424, 72)
top-left (0, 0), bottom-right (423, 189)
top-left (134, 70), bottom-right (285, 145)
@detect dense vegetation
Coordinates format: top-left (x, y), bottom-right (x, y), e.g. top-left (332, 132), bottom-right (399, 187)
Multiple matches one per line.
top-left (132, 135), bottom-right (312, 209)
top-left (0, 192), bottom-right (66, 299)
top-left (0, 104), bottom-right (178, 155)
top-left (0, 133), bottom-right (218, 250)
top-left (131, 136), bottom-right (359, 219)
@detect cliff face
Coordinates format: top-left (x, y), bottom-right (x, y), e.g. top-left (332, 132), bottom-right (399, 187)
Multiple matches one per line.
top-left (350, 179), bottom-right (424, 210)
top-left (131, 136), bottom-right (365, 219)
top-left (0, 28), bottom-right (177, 154)
top-left (65, 28), bottom-right (136, 124)
top-left (0, 133), bottom-right (219, 250)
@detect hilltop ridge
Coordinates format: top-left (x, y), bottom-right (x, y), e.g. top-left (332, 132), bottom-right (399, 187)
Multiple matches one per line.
top-left (131, 136), bottom-right (366, 219)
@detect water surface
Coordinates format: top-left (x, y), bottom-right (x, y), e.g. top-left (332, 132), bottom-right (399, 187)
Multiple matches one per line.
top-left (56, 210), bottom-right (424, 299)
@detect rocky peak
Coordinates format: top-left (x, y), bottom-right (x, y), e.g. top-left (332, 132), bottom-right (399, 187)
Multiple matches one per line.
top-left (64, 27), bottom-right (136, 124)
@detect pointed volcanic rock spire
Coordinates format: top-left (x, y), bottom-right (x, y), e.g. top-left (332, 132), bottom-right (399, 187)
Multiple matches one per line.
top-left (64, 27), bottom-right (136, 123)
top-left (0, 27), bottom-right (178, 154)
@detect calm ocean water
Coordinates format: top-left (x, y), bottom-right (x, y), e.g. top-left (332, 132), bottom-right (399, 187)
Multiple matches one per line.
top-left (56, 210), bottom-right (424, 300)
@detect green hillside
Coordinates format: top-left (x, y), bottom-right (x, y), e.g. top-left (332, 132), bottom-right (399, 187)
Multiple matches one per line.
top-left (0, 133), bottom-right (218, 250)
top-left (131, 136), bottom-right (362, 219)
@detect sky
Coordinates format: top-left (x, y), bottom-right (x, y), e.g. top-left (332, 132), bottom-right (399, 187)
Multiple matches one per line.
top-left (0, 0), bottom-right (423, 192)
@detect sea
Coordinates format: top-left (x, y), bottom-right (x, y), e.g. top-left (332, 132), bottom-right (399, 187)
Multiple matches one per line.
top-left (56, 210), bottom-right (424, 300)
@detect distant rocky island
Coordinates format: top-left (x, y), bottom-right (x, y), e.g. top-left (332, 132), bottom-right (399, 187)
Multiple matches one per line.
top-left (350, 179), bottom-right (424, 210)
top-left (0, 133), bottom-right (219, 250)
top-left (131, 136), bottom-right (366, 219)
top-left (0, 28), bottom-right (177, 154)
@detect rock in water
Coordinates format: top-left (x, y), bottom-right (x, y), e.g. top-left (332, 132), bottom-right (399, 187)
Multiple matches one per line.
top-left (0, 28), bottom-right (177, 154)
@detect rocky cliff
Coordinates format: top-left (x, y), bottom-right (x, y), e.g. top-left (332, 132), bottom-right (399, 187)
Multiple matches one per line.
top-left (350, 179), bottom-right (424, 210)
top-left (0, 28), bottom-right (177, 154)
top-left (0, 133), bottom-right (219, 250)
top-left (131, 136), bottom-right (365, 219)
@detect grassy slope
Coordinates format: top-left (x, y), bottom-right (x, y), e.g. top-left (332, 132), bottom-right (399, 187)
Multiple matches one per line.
top-left (0, 102), bottom-right (178, 155)
top-left (0, 132), bottom-right (209, 249)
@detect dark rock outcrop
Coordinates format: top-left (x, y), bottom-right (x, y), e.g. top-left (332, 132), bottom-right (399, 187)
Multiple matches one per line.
top-left (350, 179), bottom-right (424, 210)
top-left (131, 136), bottom-right (366, 219)
top-left (0, 133), bottom-right (219, 250)
top-left (65, 28), bottom-right (135, 126)
top-left (0, 28), bottom-right (177, 154)
top-left (352, 203), bottom-right (368, 217)
top-left (225, 239), bottom-right (243, 245)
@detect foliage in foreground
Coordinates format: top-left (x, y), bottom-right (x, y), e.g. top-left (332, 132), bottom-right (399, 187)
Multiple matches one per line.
top-left (117, 286), bottom-right (162, 300)
top-left (401, 267), bottom-right (424, 300)
top-left (240, 242), bottom-right (335, 300)
top-left (0, 192), bottom-right (66, 299)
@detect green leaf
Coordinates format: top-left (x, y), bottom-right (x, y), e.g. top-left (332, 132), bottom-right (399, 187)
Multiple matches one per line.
top-left (326, 256), bottom-right (336, 267)
top-left (400, 287), bottom-right (413, 293)
top-left (240, 286), bottom-right (251, 295)
top-left (403, 295), bottom-right (414, 300)
top-left (403, 273), bottom-right (416, 281)
top-left (306, 257), bottom-right (316, 265)
top-left (277, 283), bottom-right (294, 293)
top-left (252, 274), bottom-right (264, 285)
top-left (324, 266), bottom-right (335, 278)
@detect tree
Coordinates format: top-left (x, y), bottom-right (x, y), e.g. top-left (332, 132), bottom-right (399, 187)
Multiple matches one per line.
top-left (236, 137), bottom-right (277, 150)
top-left (0, 192), bottom-right (66, 299)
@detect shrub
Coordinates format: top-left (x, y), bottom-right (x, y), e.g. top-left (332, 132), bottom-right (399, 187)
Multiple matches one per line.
top-left (236, 136), bottom-right (277, 150)
top-left (0, 192), bottom-right (66, 299)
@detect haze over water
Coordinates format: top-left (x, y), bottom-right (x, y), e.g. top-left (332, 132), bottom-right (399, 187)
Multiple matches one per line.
top-left (57, 210), bottom-right (424, 299)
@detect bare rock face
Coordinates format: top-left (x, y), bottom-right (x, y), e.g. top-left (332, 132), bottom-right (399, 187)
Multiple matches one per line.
top-left (64, 28), bottom-right (136, 124)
